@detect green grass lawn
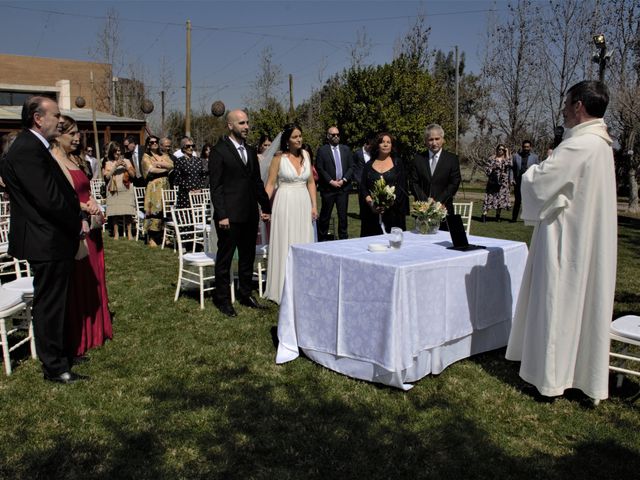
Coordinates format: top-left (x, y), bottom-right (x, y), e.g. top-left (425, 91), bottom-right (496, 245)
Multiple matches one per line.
top-left (1, 195), bottom-right (639, 479)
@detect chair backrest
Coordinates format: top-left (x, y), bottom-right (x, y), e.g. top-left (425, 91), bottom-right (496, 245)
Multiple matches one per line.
top-left (171, 207), bottom-right (206, 254)
top-left (161, 188), bottom-right (177, 217)
top-left (189, 190), bottom-right (212, 222)
top-left (0, 200), bottom-right (9, 222)
top-left (90, 179), bottom-right (105, 201)
top-left (134, 187), bottom-right (146, 212)
top-left (453, 201), bottom-right (473, 235)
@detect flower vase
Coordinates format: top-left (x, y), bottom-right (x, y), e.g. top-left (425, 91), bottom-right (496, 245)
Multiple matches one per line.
top-left (416, 219), bottom-right (439, 234)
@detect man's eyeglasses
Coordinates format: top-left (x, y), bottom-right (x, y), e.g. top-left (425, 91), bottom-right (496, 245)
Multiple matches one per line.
top-left (184, 144), bottom-right (195, 148)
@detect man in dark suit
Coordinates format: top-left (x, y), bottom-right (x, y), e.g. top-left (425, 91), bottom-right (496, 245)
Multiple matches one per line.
top-left (315, 126), bottom-right (354, 240)
top-left (408, 123), bottom-right (461, 218)
top-left (510, 140), bottom-right (540, 222)
top-left (210, 109), bottom-right (271, 317)
top-left (352, 134), bottom-right (374, 221)
top-left (124, 135), bottom-right (146, 187)
top-left (1, 96), bottom-right (84, 383)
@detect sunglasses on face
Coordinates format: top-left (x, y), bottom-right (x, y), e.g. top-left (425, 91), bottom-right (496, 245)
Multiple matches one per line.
top-left (184, 144), bottom-right (195, 148)
top-left (149, 140), bottom-right (158, 144)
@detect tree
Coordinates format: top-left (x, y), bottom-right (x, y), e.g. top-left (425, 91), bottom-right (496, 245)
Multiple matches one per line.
top-left (480, 0), bottom-right (543, 146)
top-left (247, 101), bottom-right (288, 147)
top-left (432, 49), bottom-right (483, 138)
top-left (303, 57), bottom-right (450, 159)
top-left (603, 0), bottom-right (640, 211)
top-left (246, 46), bottom-right (284, 111)
top-left (349, 27), bottom-right (372, 69)
top-left (393, 11), bottom-right (432, 70)
top-left (538, 0), bottom-right (593, 129)
top-left (88, 7), bottom-right (121, 113)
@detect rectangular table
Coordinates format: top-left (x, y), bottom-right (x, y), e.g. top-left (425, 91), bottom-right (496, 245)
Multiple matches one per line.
top-left (276, 231), bottom-right (528, 390)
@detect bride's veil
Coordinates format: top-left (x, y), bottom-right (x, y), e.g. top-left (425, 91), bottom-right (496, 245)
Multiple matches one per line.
top-left (259, 132), bottom-right (283, 185)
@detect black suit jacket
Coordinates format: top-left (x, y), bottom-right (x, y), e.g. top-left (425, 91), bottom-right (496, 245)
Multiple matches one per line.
top-left (315, 144), bottom-right (354, 193)
top-left (408, 149), bottom-right (461, 213)
top-left (1, 129), bottom-right (81, 261)
top-left (352, 147), bottom-right (370, 187)
top-left (209, 136), bottom-right (271, 223)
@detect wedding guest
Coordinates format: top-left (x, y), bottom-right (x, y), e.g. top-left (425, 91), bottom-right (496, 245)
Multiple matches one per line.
top-left (51, 115), bottom-right (111, 360)
top-left (2, 97), bottom-right (83, 383)
top-left (408, 124), bottom-right (461, 217)
top-left (481, 144), bottom-right (512, 222)
top-left (173, 136), bottom-right (206, 208)
top-left (315, 126), bottom-right (354, 240)
top-left (256, 133), bottom-right (273, 162)
top-left (264, 123), bottom-right (317, 304)
top-left (511, 140), bottom-right (540, 222)
top-left (103, 141), bottom-right (136, 240)
top-left (359, 132), bottom-right (408, 237)
top-left (200, 143), bottom-right (213, 187)
top-left (141, 135), bottom-right (174, 247)
top-left (506, 80), bottom-right (617, 402)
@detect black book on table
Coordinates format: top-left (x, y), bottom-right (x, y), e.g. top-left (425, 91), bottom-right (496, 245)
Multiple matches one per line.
top-left (446, 214), bottom-right (486, 251)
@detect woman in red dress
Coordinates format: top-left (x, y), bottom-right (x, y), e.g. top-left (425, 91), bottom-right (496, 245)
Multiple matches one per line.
top-left (51, 115), bottom-right (112, 359)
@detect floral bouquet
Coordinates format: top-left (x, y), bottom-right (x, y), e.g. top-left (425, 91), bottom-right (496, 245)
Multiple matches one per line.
top-left (369, 177), bottom-right (396, 210)
top-left (411, 198), bottom-right (447, 233)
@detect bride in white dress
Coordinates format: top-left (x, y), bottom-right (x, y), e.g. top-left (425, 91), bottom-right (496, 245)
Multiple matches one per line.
top-left (264, 124), bottom-right (318, 303)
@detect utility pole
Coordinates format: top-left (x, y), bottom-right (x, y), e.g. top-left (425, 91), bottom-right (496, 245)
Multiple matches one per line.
top-left (288, 74), bottom-right (294, 121)
top-left (90, 71), bottom-right (101, 178)
top-left (454, 45), bottom-right (459, 156)
top-left (185, 20), bottom-right (192, 137)
top-left (161, 90), bottom-right (166, 136)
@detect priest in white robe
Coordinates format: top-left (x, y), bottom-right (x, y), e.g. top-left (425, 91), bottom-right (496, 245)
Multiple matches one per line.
top-left (506, 80), bottom-right (617, 401)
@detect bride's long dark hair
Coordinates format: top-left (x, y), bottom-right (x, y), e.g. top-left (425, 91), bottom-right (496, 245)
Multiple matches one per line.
top-left (279, 123), bottom-right (304, 164)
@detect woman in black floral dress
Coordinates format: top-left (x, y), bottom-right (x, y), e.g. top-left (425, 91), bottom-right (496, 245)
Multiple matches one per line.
top-left (174, 137), bottom-right (206, 208)
top-left (482, 144), bottom-right (512, 222)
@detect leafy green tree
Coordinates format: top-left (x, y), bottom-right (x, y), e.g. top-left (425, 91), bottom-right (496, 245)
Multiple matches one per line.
top-left (247, 99), bottom-right (288, 147)
top-left (303, 57), bottom-right (451, 159)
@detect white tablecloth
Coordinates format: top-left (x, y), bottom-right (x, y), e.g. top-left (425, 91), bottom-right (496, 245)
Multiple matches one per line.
top-left (276, 231), bottom-right (528, 390)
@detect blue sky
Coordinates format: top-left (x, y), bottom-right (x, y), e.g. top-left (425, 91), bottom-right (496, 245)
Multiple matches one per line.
top-left (0, 0), bottom-right (507, 113)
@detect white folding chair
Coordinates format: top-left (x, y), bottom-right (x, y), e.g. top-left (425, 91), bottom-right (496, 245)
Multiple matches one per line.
top-left (90, 178), bottom-right (105, 203)
top-left (254, 220), bottom-right (268, 298)
top-left (0, 285), bottom-right (35, 376)
top-left (172, 208), bottom-right (234, 309)
top-left (610, 315), bottom-right (640, 387)
top-left (189, 190), bottom-right (213, 250)
top-left (161, 188), bottom-right (177, 250)
top-left (133, 186), bottom-right (146, 242)
top-left (0, 200), bottom-right (9, 223)
top-left (453, 201), bottom-right (474, 235)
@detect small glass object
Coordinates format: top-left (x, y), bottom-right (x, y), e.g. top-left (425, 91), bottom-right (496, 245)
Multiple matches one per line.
top-left (389, 227), bottom-right (403, 249)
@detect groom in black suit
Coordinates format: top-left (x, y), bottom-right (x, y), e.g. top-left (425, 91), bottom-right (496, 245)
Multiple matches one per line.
top-left (408, 123), bottom-right (461, 217)
top-left (210, 109), bottom-right (271, 317)
top-left (2, 96), bottom-right (83, 383)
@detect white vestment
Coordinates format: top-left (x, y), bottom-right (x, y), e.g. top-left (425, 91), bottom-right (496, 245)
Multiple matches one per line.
top-left (505, 119), bottom-right (617, 400)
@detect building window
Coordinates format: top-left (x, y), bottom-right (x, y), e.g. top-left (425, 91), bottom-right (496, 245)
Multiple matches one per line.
top-left (0, 91), bottom-right (56, 106)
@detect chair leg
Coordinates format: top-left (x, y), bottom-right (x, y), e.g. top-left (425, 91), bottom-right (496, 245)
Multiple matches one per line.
top-left (199, 266), bottom-right (205, 310)
top-left (230, 273), bottom-right (235, 304)
top-left (174, 265), bottom-right (183, 302)
top-left (1, 318), bottom-right (11, 375)
top-left (258, 261), bottom-right (263, 298)
top-left (27, 306), bottom-right (36, 359)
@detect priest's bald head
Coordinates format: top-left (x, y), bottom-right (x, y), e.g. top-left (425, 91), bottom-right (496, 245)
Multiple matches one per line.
top-left (563, 81), bottom-right (609, 128)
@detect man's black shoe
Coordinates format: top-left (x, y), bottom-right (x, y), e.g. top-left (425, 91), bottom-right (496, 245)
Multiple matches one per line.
top-left (237, 295), bottom-right (266, 309)
top-left (215, 302), bottom-right (237, 317)
top-left (44, 371), bottom-right (89, 384)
